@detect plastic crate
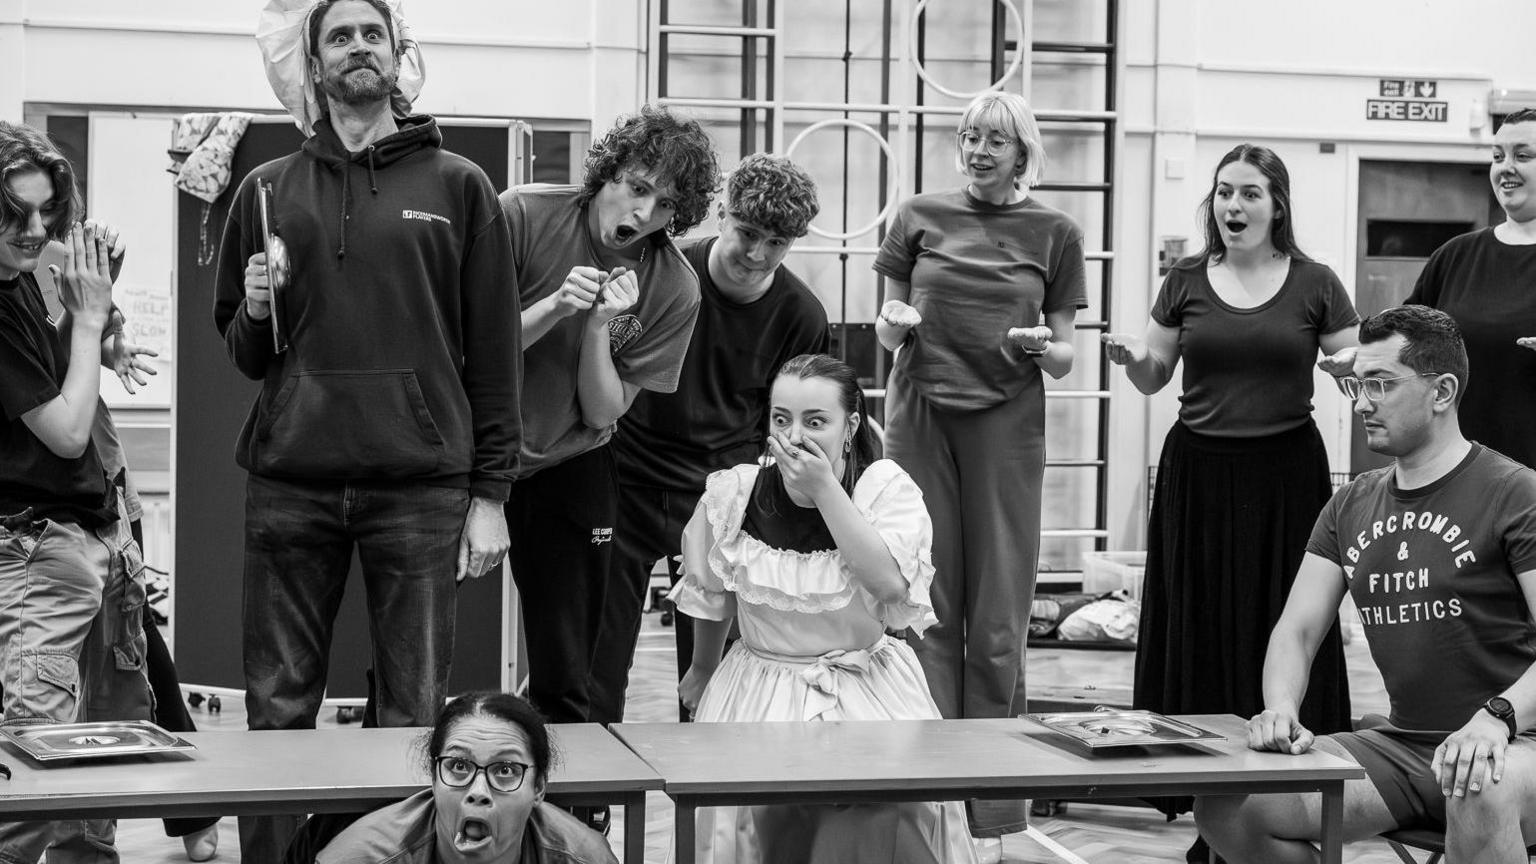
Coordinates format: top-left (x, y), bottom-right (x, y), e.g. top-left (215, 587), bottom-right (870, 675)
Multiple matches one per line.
top-left (1080, 551), bottom-right (1146, 601)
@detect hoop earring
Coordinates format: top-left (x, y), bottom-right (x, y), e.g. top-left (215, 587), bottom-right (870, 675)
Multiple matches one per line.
top-left (843, 438), bottom-right (852, 455)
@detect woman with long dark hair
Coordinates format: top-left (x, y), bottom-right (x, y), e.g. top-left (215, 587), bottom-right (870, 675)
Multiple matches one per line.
top-left (1102, 143), bottom-right (1357, 851)
top-left (674, 354), bottom-right (975, 863)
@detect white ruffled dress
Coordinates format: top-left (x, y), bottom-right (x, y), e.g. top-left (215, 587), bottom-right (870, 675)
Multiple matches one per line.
top-left (670, 459), bottom-right (978, 864)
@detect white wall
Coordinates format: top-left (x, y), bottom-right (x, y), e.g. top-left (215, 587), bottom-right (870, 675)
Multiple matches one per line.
top-left (0, 0), bottom-right (645, 126)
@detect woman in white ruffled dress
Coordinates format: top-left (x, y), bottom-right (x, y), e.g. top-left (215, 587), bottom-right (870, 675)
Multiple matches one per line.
top-left (673, 353), bottom-right (977, 864)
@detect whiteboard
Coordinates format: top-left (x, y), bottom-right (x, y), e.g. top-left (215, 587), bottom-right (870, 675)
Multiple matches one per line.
top-left (89, 112), bottom-right (177, 409)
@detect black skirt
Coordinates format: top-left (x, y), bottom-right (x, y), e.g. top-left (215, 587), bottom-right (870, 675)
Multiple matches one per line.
top-left (1134, 420), bottom-right (1351, 751)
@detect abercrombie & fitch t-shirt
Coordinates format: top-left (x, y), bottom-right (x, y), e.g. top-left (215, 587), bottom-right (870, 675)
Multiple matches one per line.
top-left (1307, 444), bottom-right (1536, 732)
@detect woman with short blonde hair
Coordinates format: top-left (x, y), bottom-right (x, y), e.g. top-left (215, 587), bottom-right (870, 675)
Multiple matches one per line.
top-left (873, 91), bottom-right (1087, 849)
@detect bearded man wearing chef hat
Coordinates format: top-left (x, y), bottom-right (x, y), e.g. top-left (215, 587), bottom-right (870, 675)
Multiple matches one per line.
top-left (212, 2), bottom-right (523, 860)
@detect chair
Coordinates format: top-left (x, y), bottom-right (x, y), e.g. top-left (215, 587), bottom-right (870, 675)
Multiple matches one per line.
top-left (1382, 827), bottom-right (1536, 863)
top-left (1383, 828), bottom-right (1446, 864)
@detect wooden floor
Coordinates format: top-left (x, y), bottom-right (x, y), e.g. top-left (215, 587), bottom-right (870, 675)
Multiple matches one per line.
top-left (114, 616), bottom-right (1420, 863)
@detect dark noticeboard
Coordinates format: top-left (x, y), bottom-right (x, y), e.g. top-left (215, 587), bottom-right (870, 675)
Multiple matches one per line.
top-left (173, 117), bottom-right (522, 698)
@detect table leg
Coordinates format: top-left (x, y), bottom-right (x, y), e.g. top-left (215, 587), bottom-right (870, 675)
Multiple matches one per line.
top-left (623, 792), bottom-right (645, 864)
top-left (1319, 780), bottom-right (1344, 864)
top-left (674, 798), bottom-right (696, 864)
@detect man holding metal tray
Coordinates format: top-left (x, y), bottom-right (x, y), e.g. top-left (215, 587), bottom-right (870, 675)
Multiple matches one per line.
top-left (1198, 306), bottom-right (1536, 863)
top-left (214, 1), bottom-right (522, 861)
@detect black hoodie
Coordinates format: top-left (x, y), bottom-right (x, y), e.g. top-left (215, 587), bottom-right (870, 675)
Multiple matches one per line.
top-left (213, 116), bottom-right (521, 500)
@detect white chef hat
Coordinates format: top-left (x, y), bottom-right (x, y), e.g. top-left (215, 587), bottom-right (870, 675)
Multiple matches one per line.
top-left (256, 0), bottom-right (426, 136)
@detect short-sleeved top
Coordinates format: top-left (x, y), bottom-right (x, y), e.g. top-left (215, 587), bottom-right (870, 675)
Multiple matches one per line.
top-left (873, 189), bottom-right (1088, 411)
top-left (1306, 444), bottom-right (1536, 732)
top-left (1153, 258), bottom-right (1358, 437)
top-left (0, 274), bottom-right (115, 527)
top-left (1406, 228), bottom-right (1536, 469)
top-left (501, 185), bottom-right (701, 478)
top-left (614, 236), bottom-right (830, 492)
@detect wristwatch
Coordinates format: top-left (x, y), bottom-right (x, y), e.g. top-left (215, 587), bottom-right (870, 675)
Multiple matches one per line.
top-left (1483, 696), bottom-right (1518, 740)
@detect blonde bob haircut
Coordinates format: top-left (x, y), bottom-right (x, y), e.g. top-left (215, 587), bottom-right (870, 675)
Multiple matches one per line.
top-left (954, 91), bottom-right (1046, 189)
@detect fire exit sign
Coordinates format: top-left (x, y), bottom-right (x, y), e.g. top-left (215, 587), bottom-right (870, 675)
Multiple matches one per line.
top-left (1380, 79), bottom-right (1437, 98)
top-left (1367, 79), bottom-right (1446, 122)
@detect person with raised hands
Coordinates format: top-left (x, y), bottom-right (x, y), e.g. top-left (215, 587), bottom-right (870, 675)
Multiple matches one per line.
top-left (1100, 144), bottom-right (1357, 856)
top-left (497, 107), bottom-right (716, 833)
top-left (873, 90), bottom-right (1086, 848)
top-left (0, 120), bottom-right (152, 864)
top-left (594, 153), bottom-right (829, 729)
top-left (1198, 306), bottom-right (1536, 864)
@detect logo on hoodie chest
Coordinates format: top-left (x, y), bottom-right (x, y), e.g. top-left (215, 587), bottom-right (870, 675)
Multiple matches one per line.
top-left (401, 209), bottom-right (452, 226)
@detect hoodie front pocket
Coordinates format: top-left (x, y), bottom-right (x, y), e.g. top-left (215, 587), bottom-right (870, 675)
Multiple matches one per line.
top-left (255, 370), bottom-right (446, 477)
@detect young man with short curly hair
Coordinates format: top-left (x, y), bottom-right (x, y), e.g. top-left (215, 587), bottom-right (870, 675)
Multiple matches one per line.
top-left (500, 106), bottom-right (720, 744)
top-left (590, 153), bottom-right (831, 728)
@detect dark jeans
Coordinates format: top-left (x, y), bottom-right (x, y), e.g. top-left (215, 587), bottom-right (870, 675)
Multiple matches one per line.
top-left (589, 483), bottom-right (699, 725)
top-left (239, 475), bottom-right (467, 864)
top-left (506, 446), bottom-right (617, 725)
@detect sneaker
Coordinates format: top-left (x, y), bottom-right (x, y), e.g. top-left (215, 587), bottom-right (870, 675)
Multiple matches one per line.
top-left (182, 823), bottom-right (219, 862)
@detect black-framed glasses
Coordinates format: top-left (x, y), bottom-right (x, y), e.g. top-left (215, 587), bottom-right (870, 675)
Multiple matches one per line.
top-left (434, 756), bottom-right (532, 793)
top-left (956, 131), bottom-right (1017, 157)
top-left (1336, 373), bottom-right (1439, 403)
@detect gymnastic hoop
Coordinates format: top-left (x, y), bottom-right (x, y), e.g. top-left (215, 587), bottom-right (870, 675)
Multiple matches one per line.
top-left (785, 118), bottom-right (902, 241)
top-left (908, 0), bottom-right (1026, 99)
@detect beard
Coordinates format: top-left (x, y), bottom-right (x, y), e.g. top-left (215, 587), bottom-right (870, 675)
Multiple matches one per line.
top-left (320, 59), bottom-right (400, 108)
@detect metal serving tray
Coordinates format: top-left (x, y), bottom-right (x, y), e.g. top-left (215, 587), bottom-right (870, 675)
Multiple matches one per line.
top-left (1, 721), bottom-right (196, 762)
top-left (1022, 708), bottom-right (1225, 752)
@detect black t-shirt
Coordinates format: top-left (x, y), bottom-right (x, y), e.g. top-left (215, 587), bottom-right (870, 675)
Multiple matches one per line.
top-left (0, 274), bottom-right (115, 527)
top-left (614, 237), bottom-right (830, 491)
top-left (1407, 228), bottom-right (1536, 469)
top-left (1307, 445), bottom-right (1536, 732)
top-left (1152, 258), bottom-right (1358, 436)
top-left (740, 464), bottom-right (838, 554)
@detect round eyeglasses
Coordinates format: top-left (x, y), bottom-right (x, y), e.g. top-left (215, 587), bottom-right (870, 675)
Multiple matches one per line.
top-left (956, 131), bottom-right (1017, 158)
top-left (1335, 373), bottom-right (1440, 403)
top-left (434, 756), bottom-right (532, 793)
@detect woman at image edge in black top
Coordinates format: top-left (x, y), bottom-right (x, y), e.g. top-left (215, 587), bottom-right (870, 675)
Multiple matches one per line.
top-left (1406, 107), bottom-right (1536, 470)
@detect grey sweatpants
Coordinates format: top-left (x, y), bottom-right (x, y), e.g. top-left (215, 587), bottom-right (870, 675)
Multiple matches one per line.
top-left (885, 372), bottom-right (1044, 836)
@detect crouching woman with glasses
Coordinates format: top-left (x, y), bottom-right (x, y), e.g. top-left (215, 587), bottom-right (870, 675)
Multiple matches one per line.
top-left (313, 692), bottom-right (616, 864)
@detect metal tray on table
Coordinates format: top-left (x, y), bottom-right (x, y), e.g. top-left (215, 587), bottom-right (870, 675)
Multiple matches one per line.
top-left (1021, 708), bottom-right (1225, 753)
top-left (1, 720), bottom-right (196, 762)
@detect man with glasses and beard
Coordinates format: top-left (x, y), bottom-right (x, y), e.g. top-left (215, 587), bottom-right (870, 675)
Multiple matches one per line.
top-left (1199, 306), bottom-right (1536, 863)
top-left (214, 2), bottom-right (521, 860)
